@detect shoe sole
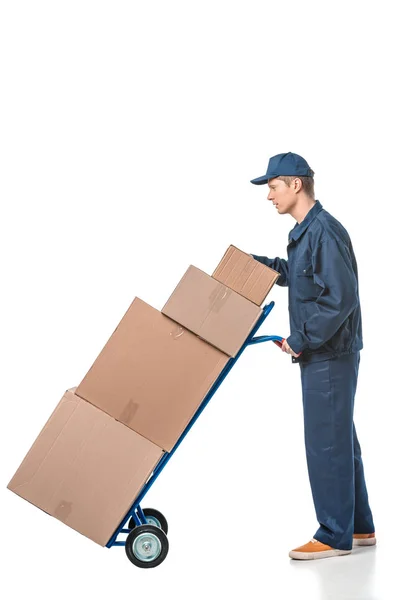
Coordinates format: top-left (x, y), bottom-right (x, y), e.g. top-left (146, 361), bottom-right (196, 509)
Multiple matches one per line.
top-left (352, 538), bottom-right (376, 547)
top-left (289, 549), bottom-right (352, 560)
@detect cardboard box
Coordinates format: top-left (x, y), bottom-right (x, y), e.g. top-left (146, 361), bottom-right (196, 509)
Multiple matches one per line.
top-left (212, 245), bottom-right (279, 305)
top-left (76, 298), bottom-right (230, 451)
top-left (162, 265), bottom-right (262, 357)
top-left (7, 389), bottom-right (163, 546)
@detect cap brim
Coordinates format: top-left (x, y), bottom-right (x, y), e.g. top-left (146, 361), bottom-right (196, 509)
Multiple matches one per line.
top-left (250, 175), bottom-right (269, 185)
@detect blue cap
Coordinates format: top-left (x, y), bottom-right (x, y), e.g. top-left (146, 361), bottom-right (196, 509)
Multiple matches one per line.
top-left (250, 152), bottom-right (314, 185)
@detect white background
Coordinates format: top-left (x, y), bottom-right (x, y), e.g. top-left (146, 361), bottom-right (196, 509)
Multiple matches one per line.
top-left (1, 1), bottom-right (398, 599)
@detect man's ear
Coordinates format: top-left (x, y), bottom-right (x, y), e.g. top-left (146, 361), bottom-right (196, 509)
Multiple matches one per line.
top-left (293, 177), bottom-right (303, 193)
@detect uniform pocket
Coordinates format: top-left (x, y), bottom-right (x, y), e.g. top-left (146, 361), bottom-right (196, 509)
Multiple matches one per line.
top-left (295, 262), bottom-right (318, 300)
top-left (296, 262), bottom-right (313, 277)
top-left (300, 359), bottom-right (331, 392)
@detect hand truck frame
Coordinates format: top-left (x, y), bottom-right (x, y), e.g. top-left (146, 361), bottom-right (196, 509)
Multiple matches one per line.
top-left (106, 300), bottom-right (284, 568)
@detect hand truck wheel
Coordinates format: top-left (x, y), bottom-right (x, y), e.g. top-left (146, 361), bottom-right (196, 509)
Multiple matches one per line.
top-left (128, 508), bottom-right (168, 534)
top-left (125, 524), bottom-right (169, 568)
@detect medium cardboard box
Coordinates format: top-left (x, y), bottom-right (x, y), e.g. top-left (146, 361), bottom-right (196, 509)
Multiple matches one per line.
top-left (212, 245), bottom-right (279, 305)
top-left (7, 388), bottom-right (163, 546)
top-left (76, 298), bottom-right (230, 451)
top-left (161, 265), bottom-right (262, 357)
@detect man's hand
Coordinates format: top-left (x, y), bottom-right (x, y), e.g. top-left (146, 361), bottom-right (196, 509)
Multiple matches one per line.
top-left (281, 339), bottom-right (301, 358)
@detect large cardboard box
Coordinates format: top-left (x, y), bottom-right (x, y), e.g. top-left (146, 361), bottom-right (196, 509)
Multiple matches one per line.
top-left (7, 389), bottom-right (163, 546)
top-left (162, 265), bottom-right (262, 357)
top-left (213, 245), bottom-right (279, 305)
top-left (76, 298), bottom-right (230, 451)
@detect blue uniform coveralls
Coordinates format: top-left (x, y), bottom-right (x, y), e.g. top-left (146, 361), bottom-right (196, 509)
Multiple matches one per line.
top-left (252, 200), bottom-right (375, 550)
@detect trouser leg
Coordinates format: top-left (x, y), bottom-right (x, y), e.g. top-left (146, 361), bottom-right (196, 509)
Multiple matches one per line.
top-left (300, 352), bottom-right (363, 550)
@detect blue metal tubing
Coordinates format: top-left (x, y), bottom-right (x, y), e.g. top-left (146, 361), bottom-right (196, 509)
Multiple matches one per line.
top-left (130, 511), bottom-right (141, 527)
top-left (107, 300), bottom-right (281, 548)
top-left (249, 334), bottom-right (283, 345)
top-left (137, 505), bottom-right (148, 525)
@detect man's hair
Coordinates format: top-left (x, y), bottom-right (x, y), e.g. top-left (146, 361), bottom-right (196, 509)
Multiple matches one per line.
top-left (278, 172), bottom-right (315, 199)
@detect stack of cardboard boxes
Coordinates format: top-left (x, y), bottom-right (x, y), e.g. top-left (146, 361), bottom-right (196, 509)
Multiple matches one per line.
top-left (7, 245), bottom-right (279, 547)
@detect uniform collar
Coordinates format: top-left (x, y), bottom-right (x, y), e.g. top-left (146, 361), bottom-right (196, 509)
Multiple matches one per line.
top-left (289, 200), bottom-right (323, 243)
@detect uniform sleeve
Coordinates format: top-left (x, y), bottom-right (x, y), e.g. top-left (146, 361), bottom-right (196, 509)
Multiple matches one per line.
top-left (251, 254), bottom-right (289, 287)
top-left (286, 237), bottom-right (359, 353)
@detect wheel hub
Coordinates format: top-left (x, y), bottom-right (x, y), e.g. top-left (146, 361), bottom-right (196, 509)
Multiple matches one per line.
top-left (133, 533), bottom-right (161, 562)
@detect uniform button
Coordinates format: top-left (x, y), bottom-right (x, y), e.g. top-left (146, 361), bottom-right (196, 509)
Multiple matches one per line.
top-left (303, 269), bottom-right (306, 273)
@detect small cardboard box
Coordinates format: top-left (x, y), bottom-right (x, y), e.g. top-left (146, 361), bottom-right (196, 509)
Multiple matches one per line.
top-left (7, 389), bottom-right (163, 546)
top-left (213, 245), bottom-right (279, 305)
top-left (76, 298), bottom-right (230, 451)
top-left (162, 265), bottom-right (262, 357)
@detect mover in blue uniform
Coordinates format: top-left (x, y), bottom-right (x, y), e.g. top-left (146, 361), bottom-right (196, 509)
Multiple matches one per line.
top-left (250, 152), bottom-right (375, 560)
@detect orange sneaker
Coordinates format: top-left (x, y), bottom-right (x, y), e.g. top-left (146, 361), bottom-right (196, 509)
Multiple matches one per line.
top-left (289, 538), bottom-right (352, 560)
top-left (353, 533), bottom-right (376, 547)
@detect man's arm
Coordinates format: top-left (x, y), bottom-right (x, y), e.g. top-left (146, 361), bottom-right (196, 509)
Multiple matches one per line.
top-left (286, 237), bottom-right (359, 354)
top-left (251, 254), bottom-right (289, 287)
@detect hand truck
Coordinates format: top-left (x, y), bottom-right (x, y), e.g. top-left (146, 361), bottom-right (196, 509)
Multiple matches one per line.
top-left (106, 300), bottom-right (284, 568)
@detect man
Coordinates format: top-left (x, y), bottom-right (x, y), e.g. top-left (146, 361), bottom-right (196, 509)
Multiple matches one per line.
top-left (250, 152), bottom-right (375, 560)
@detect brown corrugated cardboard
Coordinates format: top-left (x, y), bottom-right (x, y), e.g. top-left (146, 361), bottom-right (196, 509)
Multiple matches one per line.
top-left (7, 388), bottom-right (163, 546)
top-left (76, 298), bottom-right (230, 451)
top-left (212, 245), bottom-right (279, 305)
top-left (161, 265), bottom-right (262, 357)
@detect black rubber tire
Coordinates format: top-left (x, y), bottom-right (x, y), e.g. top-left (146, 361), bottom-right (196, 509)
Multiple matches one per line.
top-left (125, 525), bottom-right (169, 568)
top-left (128, 508), bottom-right (168, 534)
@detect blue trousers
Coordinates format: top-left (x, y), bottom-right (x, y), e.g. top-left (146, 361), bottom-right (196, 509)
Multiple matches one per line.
top-left (299, 351), bottom-right (375, 550)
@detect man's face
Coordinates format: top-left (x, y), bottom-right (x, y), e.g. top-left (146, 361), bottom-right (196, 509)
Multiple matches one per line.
top-left (267, 177), bottom-right (298, 215)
